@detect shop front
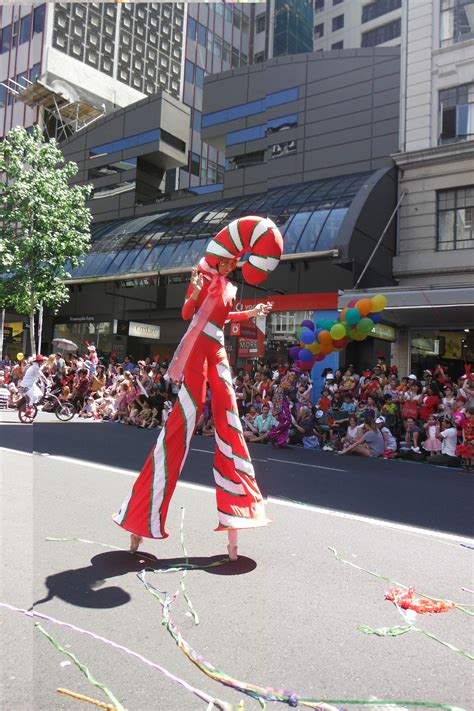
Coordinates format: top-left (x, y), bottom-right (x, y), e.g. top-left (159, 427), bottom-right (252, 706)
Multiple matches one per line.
top-left (2, 321), bottom-right (26, 360)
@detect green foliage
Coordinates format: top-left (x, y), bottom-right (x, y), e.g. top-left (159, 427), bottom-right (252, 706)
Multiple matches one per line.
top-left (0, 125), bottom-right (92, 315)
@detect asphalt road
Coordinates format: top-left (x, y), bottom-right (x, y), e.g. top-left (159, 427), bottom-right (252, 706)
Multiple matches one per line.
top-left (1, 412), bottom-right (473, 711)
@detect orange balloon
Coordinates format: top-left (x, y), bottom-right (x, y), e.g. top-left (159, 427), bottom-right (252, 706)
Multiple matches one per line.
top-left (308, 341), bottom-right (321, 354)
top-left (320, 343), bottom-right (333, 355)
top-left (317, 330), bottom-right (333, 345)
top-left (356, 298), bottom-right (373, 316)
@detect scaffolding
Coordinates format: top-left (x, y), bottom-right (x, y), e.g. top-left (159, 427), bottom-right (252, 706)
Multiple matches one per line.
top-left (1, 76), bottom-right (105, 141)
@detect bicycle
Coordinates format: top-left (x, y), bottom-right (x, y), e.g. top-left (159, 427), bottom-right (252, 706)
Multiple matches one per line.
top-left (16, 387), bottom-right (76, 424)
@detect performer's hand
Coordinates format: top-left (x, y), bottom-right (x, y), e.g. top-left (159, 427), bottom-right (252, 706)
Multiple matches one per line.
top-left (254, 302), bottom-right (272, 317)
top-left (190, 267), bottom-right (204, 300)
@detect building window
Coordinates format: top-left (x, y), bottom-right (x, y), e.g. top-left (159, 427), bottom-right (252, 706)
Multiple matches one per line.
top-left (315, 23), bottom-right (324, 37)
top-left (20, 15), bottom-right (32, 44)
top-left (440, 0), bottom-right (474, 46)
top-left (271, 140), bottom-right (297, 159)
top-left (195, 65), bottom-right (204, 89)
top-left (12, 20), bottom-right (19, 49)
top-left (437, 187), bottom-right (474, 251)
top-left (192, 109), bottom-right (202, 131)
top-left (190, 152), bottom-right (200, 177)
top-left (332, 14), bottom-right (344, 31)
top-left (29, 63), bottom-right (41, 82)
top-left (254, 51), bottom-right (265, 63)
top-left (197, 23), bottom-right (207, 47)
top-left (184, 59), bottom-right (194, 83)
top-left (315, 0), bottom-right (325, 11)
top-left (33, 4), bottom-right (46, 34)
top-left (439, 83), bottom-right (474, 143)
top-left (333, 0), bottom-right (344, 4)
top-left (0, 85), bottom-right (5, 108)
top-left (0, 25), bottom-right (11, 54)
top-left (256, 14), bottom-right (266, 33)
top-left (361, 18), bottom-right (401, 45)
top-left (362, 0), bottom-right (401, 23)
top-left (187, 16), bottom-right (196, 41)
top-left (332, 40), bottom-right (344, 48)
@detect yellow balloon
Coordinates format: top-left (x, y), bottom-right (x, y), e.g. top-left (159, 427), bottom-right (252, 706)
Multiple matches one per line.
top-left (16, 352), bottom-right (24, 361)
top-left (351, 331), bottom-right (367, 341)
top-left (308, 341), bottom-right (321, 354)
top-left (371, 294), bottom-right (387, 313)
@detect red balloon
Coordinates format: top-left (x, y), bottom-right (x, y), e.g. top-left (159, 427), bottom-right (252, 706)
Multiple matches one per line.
top-left (300, 359), bottom-right (314, 370)
top-left (332, 337), bottom-right (348, 348)
top-left (348, 299), bottom-right (358, 308)
top-left (314, 353), bottom-right (325, 361)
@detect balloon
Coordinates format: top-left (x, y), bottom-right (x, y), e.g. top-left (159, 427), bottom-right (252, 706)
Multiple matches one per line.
top-left (371, 294), bottom-right (387, 312)
top-left (16, 352), bottom-right (24, 361)
top-left (356, 298), bottom-right (373, 316)
top-left (296, 327), bottom-right (304, 340)
top-left (320, 342), bottom-right (333, 355)
top-left (344, 308), bottom-right (361, 325)
top-left (308, 341), bottom-right (321, 354)
top-left (314, 353), bottom-right (325, 361)
top-left (317, 330), bottom-right (332, 345)
top-left (348, 299), bottom-right (358, 307)
top-left (344, 322), bottom-right (352, 336)
top-left (368, 312), bottom-right (382, 324)
top-left (340, 307), bottom-right (349, 322)
top-left (356, 317), bottom-right (375, 334)
top-left (299, 348), bottom-right (314, 363)
top-left (351, 330), bottom-right (367, 341)
top-left (300, 328), bottom-right (316, 345)
top-left (330, 323), bottom-right (345, 340)
top-left (332, 337), bottom-right (348, 348)
top-left (301, 319), bottom-right (315, 331)
top-left (317, 319), bottom-right (333, 331)
top-left (289, 345), bottom-right (300, 360)
top-left (300, 359), bottom-right (314, 371)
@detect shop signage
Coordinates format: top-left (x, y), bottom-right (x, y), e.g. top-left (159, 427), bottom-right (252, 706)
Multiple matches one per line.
top-left (68, 316), bottom-right (95, 323)
top-left (128, 321), bottom-right (161, 340)
top-left (369, 323), bottom-right (396, 342)
top-left (234, 293), bottom-right (338, 313)
top-left (238, 338), bottom-right (259, 357)
top-left (230, 323), bottom-right (257, 338)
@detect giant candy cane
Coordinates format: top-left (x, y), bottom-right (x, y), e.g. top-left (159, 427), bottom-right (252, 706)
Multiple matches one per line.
top-left (202, 215), bottom-right (283, 285)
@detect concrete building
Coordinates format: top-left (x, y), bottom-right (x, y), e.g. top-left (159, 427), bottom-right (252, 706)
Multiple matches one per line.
top-left (313, 0), bottom-right (402, 52)
top-left (0, 2), bottom-right (253, 192)
top-left (339, 0), bottom-right (474, 377)
top-left (39, 48), bottom-right (401, 370)
top-left (253, 0), bottom-right (314, 64)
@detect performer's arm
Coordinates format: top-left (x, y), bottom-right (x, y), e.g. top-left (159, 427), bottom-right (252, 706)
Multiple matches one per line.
top-left (228, 302), bottom-right (273, 322)
top-left (182, 268), bottom-right (204, 321)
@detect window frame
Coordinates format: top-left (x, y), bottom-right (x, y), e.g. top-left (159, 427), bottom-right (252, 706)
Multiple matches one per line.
top-left (437, 186), bottom-right (474, 251)
top-left (332, 14), bottom-right (344, 31)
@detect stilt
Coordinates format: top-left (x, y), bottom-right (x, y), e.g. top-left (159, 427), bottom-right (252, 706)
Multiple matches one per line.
top-left (227, 529), bottom-right (238, 561)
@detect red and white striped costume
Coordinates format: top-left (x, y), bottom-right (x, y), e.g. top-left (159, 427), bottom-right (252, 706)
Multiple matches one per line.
top-left (114, 217), bottom-right (282, 539)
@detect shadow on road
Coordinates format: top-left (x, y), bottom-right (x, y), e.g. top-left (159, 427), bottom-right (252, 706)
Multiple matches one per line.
top-left (32, 551), bottom-right (256, 611)
top-left (2, 420), bottom-right (473, 538)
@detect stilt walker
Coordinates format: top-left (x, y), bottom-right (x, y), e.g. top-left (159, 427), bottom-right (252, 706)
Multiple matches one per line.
top-left (113, 216), bottom-right (283, 559)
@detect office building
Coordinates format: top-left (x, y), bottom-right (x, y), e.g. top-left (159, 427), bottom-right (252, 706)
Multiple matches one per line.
top-left (313, 0), bottom-right (402, 52)
top-left (253, 0), bottom-right (313, 64)
top-left (339, 0), bottom-right (474, 376)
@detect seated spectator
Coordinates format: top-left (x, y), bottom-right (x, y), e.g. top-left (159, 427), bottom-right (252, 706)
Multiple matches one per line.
top-left (358, 395), bottom-right (378, 421)
top-left (97, 394), bottom-right (115, 421)
top-left (457, 406), bottom-right (474, 470)
top-left (242, 406), bottom-right (260, 441)
top-left (317, 388), bottom-right (332, 413)
top-left (202, 415), bottom-right (216, 436)
top-left (375, 415), bottom-right (397, 457)
top-left (114, 382), bottom-right (130, 422)
top-left (399, 416), bottom-right (423, 455)
top-left (137, 400), bottom-right (153, 428)
top-left (419, 386), bottom-right (440, 423)
top-left (428, 417), bottom-right (461, 467)
top-left (78, 396), bottom-right (97, 419)
top-left (253, 404), bottom-right (278, 443)
top-left (161, 398), bottom-right (173, 426)
top-left (401, 381), bottom-right (421, 422)
top-left (148, 407), bottom-right (161, 429)
top-left (441, 386), bottom-right (456, 417)
top-left (341, 392), bottom-right (356, 415)
top-left (337, 418), bottom-right (384, 458)
top-left (290, 404), bottom-right (315, 446)
top-left (341, 415), bottom-right (363, 450)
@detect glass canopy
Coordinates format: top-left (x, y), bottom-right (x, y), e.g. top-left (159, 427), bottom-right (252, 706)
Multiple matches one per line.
top-left (68, 171), bottom-right (375, 280)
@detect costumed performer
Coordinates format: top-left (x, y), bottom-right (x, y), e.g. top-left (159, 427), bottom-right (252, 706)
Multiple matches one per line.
top-left (113, 216), bottom-right (283, 560)
top-left (267, 372), bottom-right (297, 448)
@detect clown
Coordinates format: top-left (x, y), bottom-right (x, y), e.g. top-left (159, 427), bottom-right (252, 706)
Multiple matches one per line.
top-left (114, 216), bottom-right (283, 560)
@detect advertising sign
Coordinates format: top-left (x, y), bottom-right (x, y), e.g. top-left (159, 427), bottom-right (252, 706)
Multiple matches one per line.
top-left (238, 338), bottom-right (259, 357)
top-left (128, 321), bottom-right (161, 340)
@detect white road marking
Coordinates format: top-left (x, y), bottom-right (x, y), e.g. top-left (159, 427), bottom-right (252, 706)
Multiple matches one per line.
top-left (2, 447), bottom-right (473, 546)
top-left (268, 457), bottom-right (345, 472)
top-left (191, 447), bottom-right (266, 463)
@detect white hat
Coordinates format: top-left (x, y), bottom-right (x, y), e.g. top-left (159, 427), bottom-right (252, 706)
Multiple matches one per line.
top-left (375, 415), bottom-right (385, 424)
top-left (326, 374), bottom-right (334, 380)
top-left (315, 409), bottom-right (324, 419)
top-left (423, 369), bottom-right (432, 375)
top-left (408, 374), bottom-right (417, 380)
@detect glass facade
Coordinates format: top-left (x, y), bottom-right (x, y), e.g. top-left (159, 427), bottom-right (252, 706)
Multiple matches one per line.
top-left (362, 0), bottom-right (402, 23)
top-left (361, 18), bottom-right (401, 46)
top-left (68, 170), bottom-right (374, 280)
top-left (439, 83), bottom-right (474, 143)
top-left (440, 0), bottom-right (474, 46)
top-left (437, 186), bottom-right (474, 251)
top-left (202, 88), bottom-right (299, 128)
top-left (273, 0), bottom-right (314, 57)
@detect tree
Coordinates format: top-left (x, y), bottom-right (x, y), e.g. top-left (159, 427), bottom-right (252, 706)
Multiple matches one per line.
top-left (0, 126), bottom-right (92, 356)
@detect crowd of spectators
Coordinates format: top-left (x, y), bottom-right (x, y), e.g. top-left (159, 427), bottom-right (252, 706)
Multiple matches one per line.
top-left (1, 349), bottom-right (473, 470)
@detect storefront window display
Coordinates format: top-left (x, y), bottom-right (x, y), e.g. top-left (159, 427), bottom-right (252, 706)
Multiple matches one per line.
top-left (411, 329), bottom-right (473, 379)
top-left (53, 319), bottom-right (113, 356)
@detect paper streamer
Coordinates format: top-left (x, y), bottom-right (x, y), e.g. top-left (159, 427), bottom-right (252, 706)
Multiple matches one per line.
top-left (57, 687), bottom-right (119, 709)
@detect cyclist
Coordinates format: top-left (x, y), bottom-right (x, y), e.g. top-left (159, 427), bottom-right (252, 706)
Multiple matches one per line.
top-left (19, 355), bottom-right (48, 406)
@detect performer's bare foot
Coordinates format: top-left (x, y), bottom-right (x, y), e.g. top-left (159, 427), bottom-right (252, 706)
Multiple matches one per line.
top-left (227, 530), bottom-right (238, 561)
top-left (129, 534), bottom-right (143, 554)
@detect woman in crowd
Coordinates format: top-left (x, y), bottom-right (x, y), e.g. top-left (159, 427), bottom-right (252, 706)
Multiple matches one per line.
top-left (337, 418), bottom-right (384, 458)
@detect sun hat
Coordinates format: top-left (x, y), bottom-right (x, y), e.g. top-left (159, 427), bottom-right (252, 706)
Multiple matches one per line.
top-left (326, 373), bottom-right (334, 380)
top-left (375, 416), bottom-right (386, 424)
top-left (408, 374), bottom-right (417, 380)
top-left (34, 355), bottom-right (46, 363)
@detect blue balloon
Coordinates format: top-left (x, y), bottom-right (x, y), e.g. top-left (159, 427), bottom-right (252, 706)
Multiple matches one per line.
top-left (300, 329), bottom-right (316, 345)
top-left (301, 319), bottom-right (315, 331)
top-left (368, 312), bottom-right (382, 324)
top-left (299, 348), bottom-right (314, 363)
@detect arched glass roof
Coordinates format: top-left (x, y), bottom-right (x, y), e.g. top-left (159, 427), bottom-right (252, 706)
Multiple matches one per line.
top-left (69, 170), bottom-right (376, 280)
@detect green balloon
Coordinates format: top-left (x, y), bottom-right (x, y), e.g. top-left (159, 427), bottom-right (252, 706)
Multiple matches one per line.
top-left (356, 317), bottom-right (375, 334)
top-left (296, 327), bottom-right (304, 339)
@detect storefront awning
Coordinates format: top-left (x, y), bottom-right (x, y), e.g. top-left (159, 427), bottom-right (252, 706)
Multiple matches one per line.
top-left (67, 167), bottom-right (396, 283)
top-left (338, 285), bottom-right (474, 329)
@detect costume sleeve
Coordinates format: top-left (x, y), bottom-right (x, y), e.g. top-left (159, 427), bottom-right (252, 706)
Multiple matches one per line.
top-left (182, 297), bottom-right (197, 321)
top-left (227, 310), bottom-right (253, 322)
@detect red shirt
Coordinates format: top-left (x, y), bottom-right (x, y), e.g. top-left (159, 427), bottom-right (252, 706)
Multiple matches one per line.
top-left (318, 396), bottom-right (331, 413)
top-left (419, 395), bottom-right (439, 420)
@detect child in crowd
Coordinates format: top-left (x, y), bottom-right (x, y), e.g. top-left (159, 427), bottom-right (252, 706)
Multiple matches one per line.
top-left (161, 398), bottom-right (173, 426)
top-left (98, 394), bottom-right (116, 421)
top-left (375, 415), bottom-right (397, 457)
top-left (457, 407), bottom-right (474, 470)
top-left (137, 400), bottom-right (153, 428)
top-left (148, 407), bottom-right (161, 429)
top-left (422, 415), bottom-right (442, 456)
top-left (78, 396), bottom-right (97, 419)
